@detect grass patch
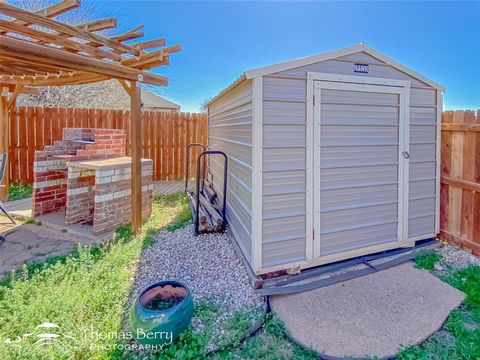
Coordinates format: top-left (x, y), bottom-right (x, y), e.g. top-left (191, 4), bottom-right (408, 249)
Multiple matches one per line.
top-left (8, 183), bottom-right (32, 201)
top-left (157, 193), bottom-right (192, 232)
top-left (214, 313), bottom-right (317, 360)
top-left (20, 217), bottom-right (38, 225)
top-left (0, 195), bottom-right (191, 360)
top-left (415, 252), bottom-right (441, 271)
top-left (0, 193), bottom-right (263, 359)
top-left (398, 265), bottom-right (480, 359)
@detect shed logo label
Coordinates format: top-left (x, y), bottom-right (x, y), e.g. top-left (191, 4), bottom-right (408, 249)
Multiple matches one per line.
top-left (353, 63), bottom-right (369, 73)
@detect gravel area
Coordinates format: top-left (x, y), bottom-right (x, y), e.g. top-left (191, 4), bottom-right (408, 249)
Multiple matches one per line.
top-left (436, 243), bottom-right (480, 271)
top-left (130, 224), bottom-right (264, 310)
top-left (125, 225), bottom-right (265, 355)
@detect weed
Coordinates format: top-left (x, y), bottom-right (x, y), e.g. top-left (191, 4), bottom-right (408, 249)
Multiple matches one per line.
top-left (8, 184), bottom-right (32, 201)
top-left (415, 252), bottom-right (441, 271)
top-left (264, 312), bottom-right (287, 338)
top-left (22, 218), bottom-right (37, 225)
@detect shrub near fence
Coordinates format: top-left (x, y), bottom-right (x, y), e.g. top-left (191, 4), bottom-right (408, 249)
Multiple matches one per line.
top-left (8, 106), bottom-right (207, 183)
top-left (440, 110), bottom-right (480, 255)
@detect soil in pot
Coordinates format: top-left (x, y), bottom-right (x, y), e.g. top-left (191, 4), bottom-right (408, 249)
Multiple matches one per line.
top-left (140, 284), bottom-right (187, 311)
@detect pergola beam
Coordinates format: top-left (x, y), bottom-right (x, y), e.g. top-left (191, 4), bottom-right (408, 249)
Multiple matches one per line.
top-left (7, 84), bottom-right (24, 108)
top-left (135, 38), bottom-right (166, 50)
top-left (0, 64), bottom-right (40, 76)
top-left (77, 18), bottom-right (117, 32)
top-left (0, 36), bottom-right (168, 86)
top-left (30, 18), bottom-right (118, 49)
top-left (34, 0), bottom-right (80, 18)
top-left (121, 45), bottom-right (181, 67)
top-left (0, 0), bottom-right (80, 33)
top-left (0, 3), bottom-right (140, 56)
top-left (117, 79), bottom-right (131, 93)
top-left (1, 57), bottom-right (74, 74)
top-left (0, 20), bottom-right (121, 61)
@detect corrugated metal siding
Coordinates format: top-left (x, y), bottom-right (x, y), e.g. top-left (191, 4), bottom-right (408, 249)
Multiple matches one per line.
top-left (208, 79), bottom-right (253, 262)
top-left (319, 88), bottom-right (401, 256)
top-left (202, 49), bottom-right (441, 272)
top-left (259, 51), bottom-right (438, 268)
top-left (261, 76), bottom-right (307, 267)
top-left (409, 88), bottom-right (437, 237)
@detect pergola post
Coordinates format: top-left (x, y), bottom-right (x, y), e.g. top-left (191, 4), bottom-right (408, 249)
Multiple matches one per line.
top-left (0, 87), bottom-right (9, 201)
top-left (130, 80), bottom-right (142, 234)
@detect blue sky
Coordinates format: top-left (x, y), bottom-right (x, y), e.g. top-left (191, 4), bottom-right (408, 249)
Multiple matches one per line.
top-left (98, 1), bottom-right (479, 112)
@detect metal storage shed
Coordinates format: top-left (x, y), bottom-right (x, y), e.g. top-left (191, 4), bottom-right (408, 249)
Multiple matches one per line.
top-left (206, 44), bottom-right (444, 276)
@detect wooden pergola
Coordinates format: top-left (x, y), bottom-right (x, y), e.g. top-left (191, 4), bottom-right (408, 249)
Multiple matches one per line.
top-left (0, 0), bottom-right (181, 233)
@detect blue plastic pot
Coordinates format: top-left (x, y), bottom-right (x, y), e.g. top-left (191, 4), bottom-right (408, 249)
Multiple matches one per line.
top-left (129, 280), bottom-right (194, 346)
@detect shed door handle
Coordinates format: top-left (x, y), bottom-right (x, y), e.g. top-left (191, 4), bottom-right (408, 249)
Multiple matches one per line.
top-left (402, 151), bottom-right (410, 159)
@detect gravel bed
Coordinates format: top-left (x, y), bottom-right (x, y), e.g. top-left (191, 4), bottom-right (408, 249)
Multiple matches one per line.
top-left (124, 225), bottom-right (265, 355)
top-left (436, 243), bottom-right (480, 271)
top-left (129, 224), bottom-right (264, 310)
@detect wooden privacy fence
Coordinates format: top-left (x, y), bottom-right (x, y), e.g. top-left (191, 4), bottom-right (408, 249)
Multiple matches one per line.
top-left (8, 106), bottom-right (207, 184)
top-left (440, 109), bottom-right (480, 255)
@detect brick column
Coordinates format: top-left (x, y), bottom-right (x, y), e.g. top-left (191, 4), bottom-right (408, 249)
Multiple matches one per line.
top-left (92, 159), bottom-right (153, 236)
top-left (32, 156), bottom-right (68, 217)
top-left (65, 166), bottom-right (95, 225)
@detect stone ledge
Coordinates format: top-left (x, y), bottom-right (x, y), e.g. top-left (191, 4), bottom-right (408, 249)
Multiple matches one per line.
top-left (67, 157), bottom-right (152, 171)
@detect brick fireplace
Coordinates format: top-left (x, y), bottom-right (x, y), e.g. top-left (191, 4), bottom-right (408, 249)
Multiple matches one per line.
top-left (32, 128), bottom-right (152, 236)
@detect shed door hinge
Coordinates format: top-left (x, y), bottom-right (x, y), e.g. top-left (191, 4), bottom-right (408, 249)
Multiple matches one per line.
top-left (313, 95), bottom-right (315, 106)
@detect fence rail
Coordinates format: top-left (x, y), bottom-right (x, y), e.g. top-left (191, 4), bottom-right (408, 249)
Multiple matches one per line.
top-left (440, 109), bottom-right (480, 255)
top-left (8, 106), bottom-right (207, 183)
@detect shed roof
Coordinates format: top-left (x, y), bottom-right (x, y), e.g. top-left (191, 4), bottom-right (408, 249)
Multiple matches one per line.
top-left (244, 44), bottom-right (445, 91)
top-left (207, 44), bottom-right (445, 107)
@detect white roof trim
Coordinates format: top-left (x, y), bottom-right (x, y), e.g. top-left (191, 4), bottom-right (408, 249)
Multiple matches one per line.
top-left (205, 75), bottom-right (246, 108)
top-left (244, 44), bottom-right (445, 92)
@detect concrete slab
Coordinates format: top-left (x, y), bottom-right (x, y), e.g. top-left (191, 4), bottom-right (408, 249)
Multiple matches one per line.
top-left (0, 224), bottom-right (96, 278)
top-left (270, 262), bottom-right (465, 359)
top-left (3, 198), bottom-right (32, 219)
top-left (36, 211), bottom-right (112, 242)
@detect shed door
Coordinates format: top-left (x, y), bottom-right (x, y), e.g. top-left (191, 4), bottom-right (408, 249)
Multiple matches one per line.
top-left (313, 80), bottom-right (409, 259)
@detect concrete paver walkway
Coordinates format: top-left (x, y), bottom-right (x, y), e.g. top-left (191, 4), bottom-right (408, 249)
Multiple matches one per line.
top-left (0, 223), bottom-right (98, 278)
top-left (270, 262), bottom-right (465, 359)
